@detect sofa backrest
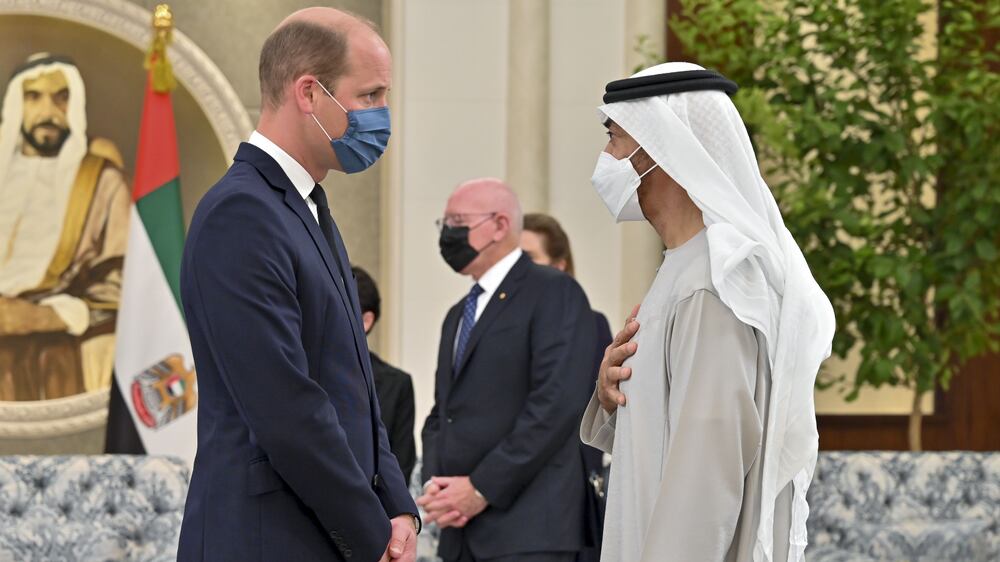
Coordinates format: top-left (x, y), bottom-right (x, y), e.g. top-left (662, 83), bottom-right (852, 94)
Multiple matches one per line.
top-left (808, 451), bottom-right (1000, 549)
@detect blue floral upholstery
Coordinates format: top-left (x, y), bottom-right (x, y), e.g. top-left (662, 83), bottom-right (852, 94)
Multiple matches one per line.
top-left (807, 451), bottom-right (1000, 562)
top-left (4, 453), bottom-right (994, 561)
top-left (0, 456), bottom-right (189, 562)
top-left (410, 459), bottom-right (443, 562)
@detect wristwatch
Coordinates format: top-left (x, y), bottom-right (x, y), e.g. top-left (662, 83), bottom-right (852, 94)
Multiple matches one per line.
top-left (410, 513), bottom-right (422, 535)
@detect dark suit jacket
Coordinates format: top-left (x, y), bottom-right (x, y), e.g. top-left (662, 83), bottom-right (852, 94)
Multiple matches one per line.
top-left (371, 352), bottom-right (416, 484)
top-left (579, 311), bottom-right (613, 562)
top-left (421, 254), bottom-right (596, 560)
top-left (178, 143), bottom-right (416, 562)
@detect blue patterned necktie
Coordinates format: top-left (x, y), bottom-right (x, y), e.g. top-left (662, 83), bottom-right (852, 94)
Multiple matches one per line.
top-left (454, 283), bottom-right (485, 374)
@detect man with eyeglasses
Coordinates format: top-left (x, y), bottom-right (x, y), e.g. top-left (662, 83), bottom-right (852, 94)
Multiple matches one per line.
top-left (417, 177), bottom-right (597, 562)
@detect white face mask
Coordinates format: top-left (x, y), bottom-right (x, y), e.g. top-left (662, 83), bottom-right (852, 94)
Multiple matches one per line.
top-left (590, 146), bottom-right (659, 222)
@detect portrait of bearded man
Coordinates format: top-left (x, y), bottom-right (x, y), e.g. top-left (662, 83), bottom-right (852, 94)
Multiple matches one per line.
top-left (0, 53), bottom-right (130, 402)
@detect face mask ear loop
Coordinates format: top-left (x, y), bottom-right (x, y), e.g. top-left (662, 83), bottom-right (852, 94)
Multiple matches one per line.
top-left (310, 113), bottom-right (334, 141)
top-left (628, 145), bottom-right (658, 179)
top-left (638, 162), bottom-right (659, 180)
top-left (315, 80), bottom-right (348, 114)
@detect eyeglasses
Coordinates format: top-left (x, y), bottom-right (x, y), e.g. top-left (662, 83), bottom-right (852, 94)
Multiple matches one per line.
top-left (434, 212), bottom-right (497, 232)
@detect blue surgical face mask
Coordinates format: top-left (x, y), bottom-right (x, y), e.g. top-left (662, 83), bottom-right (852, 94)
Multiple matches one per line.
top-left (310, 81), bottom-right (391, 174)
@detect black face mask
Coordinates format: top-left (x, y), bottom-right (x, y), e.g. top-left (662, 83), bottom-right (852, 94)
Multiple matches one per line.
top-left (439, 225), bottom-right (480, 272)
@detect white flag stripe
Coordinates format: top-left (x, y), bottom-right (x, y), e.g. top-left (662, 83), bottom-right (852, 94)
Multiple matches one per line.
top-left (114, 205), bottom-right (197, 465)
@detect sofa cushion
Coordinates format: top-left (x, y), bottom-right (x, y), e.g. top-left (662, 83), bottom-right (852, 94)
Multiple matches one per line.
top-left (0, 456), bottom-right (188, 562)
top-left (843, 518), bottom-right (992, 562)
top-left (806, 544), bottom-right (878, 562)
top-left (0, 519), bottom-right (125, 562)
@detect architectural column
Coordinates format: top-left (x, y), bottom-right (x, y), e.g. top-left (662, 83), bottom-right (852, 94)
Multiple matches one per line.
top-left (619, 0), bottom-right (667, 319)
top-left (506, 0), bottom-right (550, 212)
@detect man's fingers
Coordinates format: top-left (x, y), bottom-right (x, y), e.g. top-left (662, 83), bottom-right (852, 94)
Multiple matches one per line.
top-left (423, 497), bottom-right (454, 513)
top-left (607, 365), bottom-right (632, 383)
top-left (389, 538), bottom-right (405, 558)
top-left (603, 386), bottom-right (626, 407)
top-left (436, 510), bottom-right (463, 527)
top-left (423, 508), bottom-right (449, 524)
top-left (431, 476), bottom-right (453, 488)
top-left (416, 485), bottom-right (441, 506)
top-left (608, 341), bottom-right (638, 367)
top-left (611, 320), bottom-right (640, 348)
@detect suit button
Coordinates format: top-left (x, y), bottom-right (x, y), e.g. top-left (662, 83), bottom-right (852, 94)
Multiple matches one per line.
top-left (344, 549), bottom-right (353, 558)
top-left (447, 417), bottom-right (454, 424)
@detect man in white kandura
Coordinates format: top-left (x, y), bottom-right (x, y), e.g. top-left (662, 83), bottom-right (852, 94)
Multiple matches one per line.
top-left (580, 62), bottom-right (835, 562)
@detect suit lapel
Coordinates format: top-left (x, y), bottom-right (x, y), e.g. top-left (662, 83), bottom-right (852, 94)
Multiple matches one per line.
top-left (438, 304), bottom-right (463, 394)
top-left (454, 254), bottom-right (531, 377)
top-left (236, 143), bottom-right (374, 387)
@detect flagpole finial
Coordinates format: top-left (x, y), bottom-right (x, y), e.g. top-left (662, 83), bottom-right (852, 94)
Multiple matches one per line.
top-left (153, 4), bottom-right (174, 42)
top-left (145, 3), bottom-right (177, 93)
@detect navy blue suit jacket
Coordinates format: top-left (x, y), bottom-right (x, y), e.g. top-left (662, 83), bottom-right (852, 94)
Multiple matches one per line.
top-left (177, 143), bottom-right (416, 561)
top-left (421, 255), bottom-right (596, 559)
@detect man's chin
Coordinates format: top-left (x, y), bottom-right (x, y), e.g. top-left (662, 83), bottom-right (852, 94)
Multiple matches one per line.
top-left (22, 126), bottom-right (70, 156)
top-left (27, 136), bottom-right (67, 157)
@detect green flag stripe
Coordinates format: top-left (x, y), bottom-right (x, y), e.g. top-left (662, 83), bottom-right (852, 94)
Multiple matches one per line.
top-left (135, 178), bottom-right (185, 307)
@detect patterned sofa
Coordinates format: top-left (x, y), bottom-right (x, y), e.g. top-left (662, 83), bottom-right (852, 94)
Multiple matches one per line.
top-left (807, 451), bottom-right (1000, 562)
top-left (415, 453), bottom-right (1000, 562)
top-left (2, 453), bottom-right (996, 561)
top-left (0, 456), bottom-right (189, 562)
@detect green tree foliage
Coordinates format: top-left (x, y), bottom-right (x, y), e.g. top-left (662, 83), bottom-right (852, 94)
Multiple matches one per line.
top-left (661, 0), bottom-right (999, 442)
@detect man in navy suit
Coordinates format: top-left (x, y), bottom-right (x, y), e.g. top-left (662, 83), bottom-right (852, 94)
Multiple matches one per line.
top-left (178, 8), bottom-right (418, 562)
top-left (417, 178), bottom-right (596, 562)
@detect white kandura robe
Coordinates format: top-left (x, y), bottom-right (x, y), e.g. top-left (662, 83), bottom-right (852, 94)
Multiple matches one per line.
top-left (581, 229), bottom-right (793, 562)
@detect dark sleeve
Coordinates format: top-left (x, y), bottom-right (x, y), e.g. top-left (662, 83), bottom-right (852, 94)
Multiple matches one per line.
top-left (592, 311), bottom-right (614, 395)
top-left (420, 399), bottom-right (440, 485)
top-left (372, 398), bottom-right (418, 522)
top-left (420, 313), bottom-right (453, 484)
top-left (185, 192), bottom-right (390, 561)
top-left (390, 374), bottom-right (417, 485)
top-left (469, 274), bottom-right (597, 509)
top-left (594, 312), bottom-right (613, 354)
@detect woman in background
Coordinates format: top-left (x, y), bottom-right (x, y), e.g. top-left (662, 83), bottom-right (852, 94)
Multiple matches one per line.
top-left (521, 213), bottom-right (612, 562)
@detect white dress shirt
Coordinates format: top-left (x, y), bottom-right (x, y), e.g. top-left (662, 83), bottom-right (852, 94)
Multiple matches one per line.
top-left (454, 248), bottom-right (523, 354)
top-left (248, 131), bottom-right (318, 223)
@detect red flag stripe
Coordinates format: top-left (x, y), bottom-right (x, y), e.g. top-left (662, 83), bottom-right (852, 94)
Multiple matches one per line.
top-left (132, 71), bottom-right (180, 202)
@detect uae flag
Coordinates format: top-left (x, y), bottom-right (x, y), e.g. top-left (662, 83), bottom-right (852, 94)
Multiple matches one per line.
top-left (105, 40), bottom-right (197, 464)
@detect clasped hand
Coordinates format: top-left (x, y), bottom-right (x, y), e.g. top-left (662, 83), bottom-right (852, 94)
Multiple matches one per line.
top-left (415, 476), bottom-right (488, 530)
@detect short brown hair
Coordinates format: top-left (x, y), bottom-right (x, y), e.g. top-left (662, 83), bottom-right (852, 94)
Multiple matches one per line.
top-left (258, 21), bottom-right (349, 110)
top-left (523, 213), bottom-right (575, 277)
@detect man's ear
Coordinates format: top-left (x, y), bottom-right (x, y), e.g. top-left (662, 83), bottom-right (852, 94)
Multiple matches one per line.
top-left (362, 311), bottom-right (376, 335)
top-left (494, 214), bottom-right (511, 241)
top-left (292, 76), bottom-right (319, 114)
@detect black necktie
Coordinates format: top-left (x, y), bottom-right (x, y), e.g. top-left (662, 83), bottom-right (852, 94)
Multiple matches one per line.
top-left (309, 185), bottom-right (356, 310)
top-left (309, 186), bottom-right (340, 264)
top-left (310, 185), bottom-right (381, 488)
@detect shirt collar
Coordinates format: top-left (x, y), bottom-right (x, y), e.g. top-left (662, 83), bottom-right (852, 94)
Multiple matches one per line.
top-left (476, 248), bottom-right (523, 295)
top-left (248, 131), bottom-right (315, 203)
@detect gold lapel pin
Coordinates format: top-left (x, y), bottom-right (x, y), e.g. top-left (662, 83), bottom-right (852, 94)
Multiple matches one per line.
top-left (499, 292), bottom-right (507, 300)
